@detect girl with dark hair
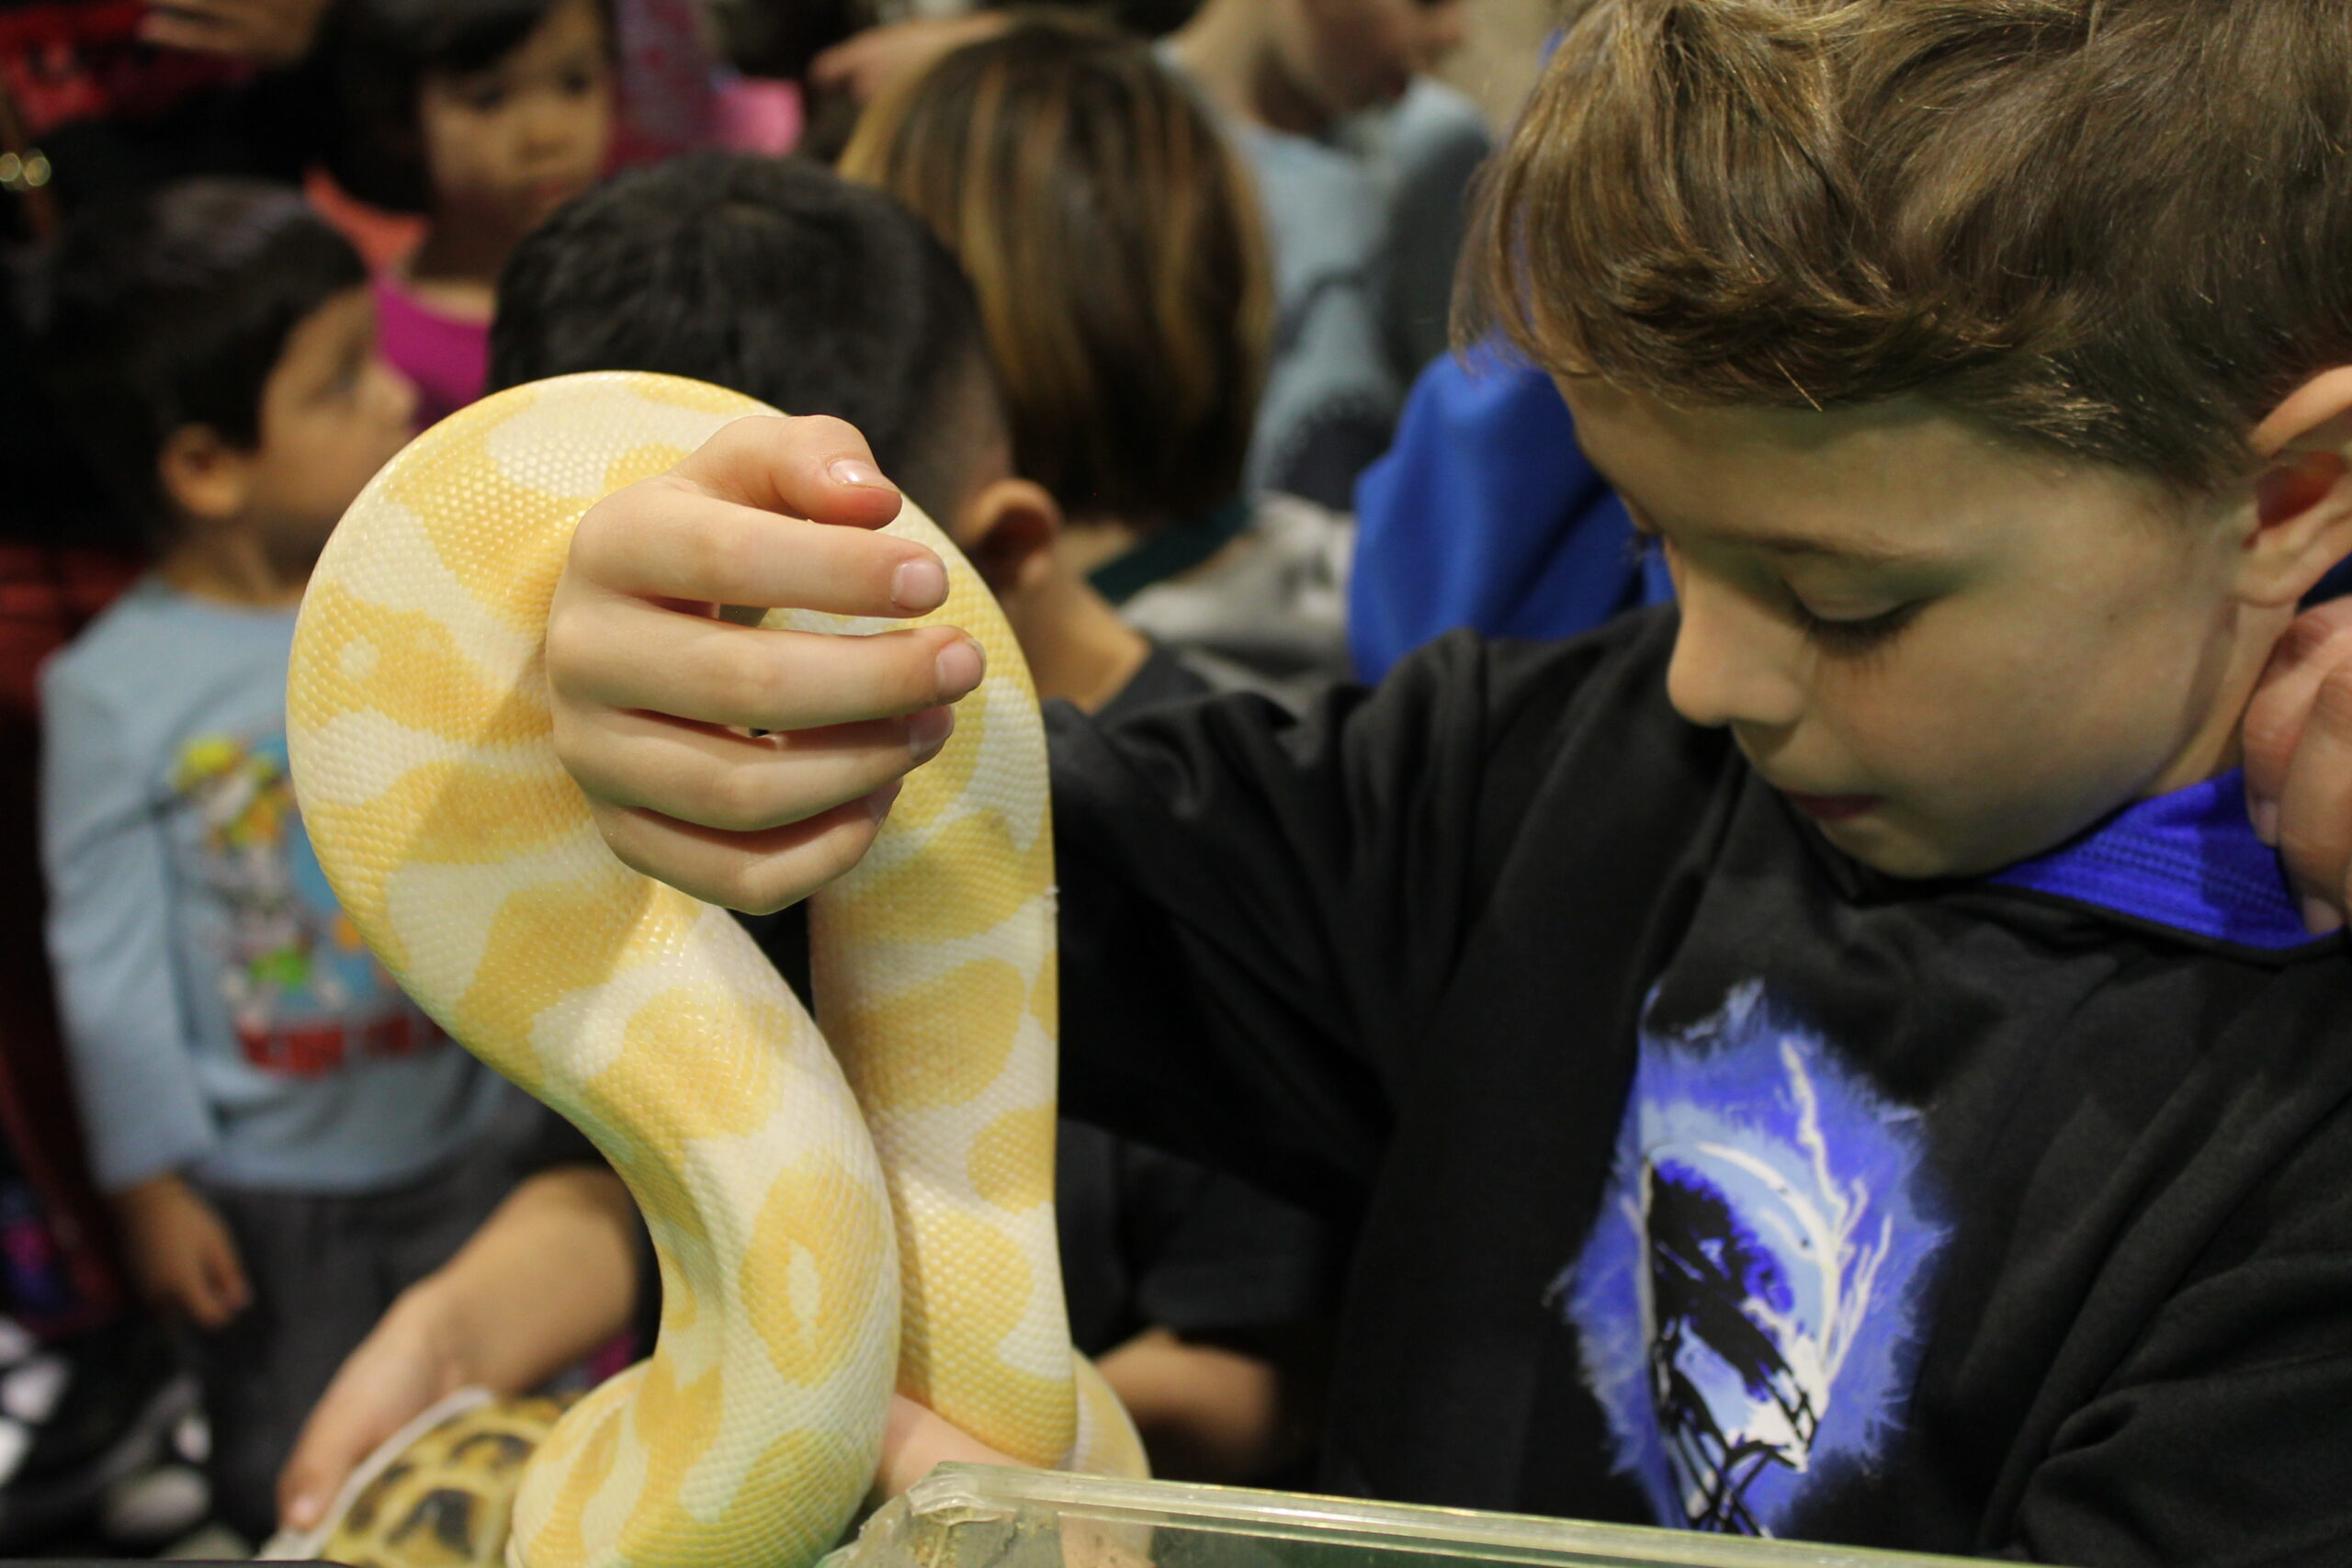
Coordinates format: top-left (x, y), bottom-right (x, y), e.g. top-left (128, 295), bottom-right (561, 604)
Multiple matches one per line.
top-left (320, 0), bottom-right (614, 426)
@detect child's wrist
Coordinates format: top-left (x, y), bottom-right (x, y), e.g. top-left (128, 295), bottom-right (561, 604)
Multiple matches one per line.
top-left (107, 1169), bottom-right (192, 1220)
top-left (380, 1274), bottom-right (481, 1393)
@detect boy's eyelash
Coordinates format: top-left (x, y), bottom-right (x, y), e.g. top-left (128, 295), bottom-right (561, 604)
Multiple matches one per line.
top-left (1627, 523), bottom-right (1918, 653)
top-left (1789, 597), bottom-right (1922, 654)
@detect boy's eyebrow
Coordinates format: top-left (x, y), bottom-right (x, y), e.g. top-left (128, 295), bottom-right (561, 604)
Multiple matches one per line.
top-left (1586, 455), bottom-right (1939, 570)
top-left (1738, 530), bottom-right (1940, 569)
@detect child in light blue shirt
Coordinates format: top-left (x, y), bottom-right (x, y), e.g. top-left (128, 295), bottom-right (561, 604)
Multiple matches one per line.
top-left (33, 178), bottom-right (520, 1544)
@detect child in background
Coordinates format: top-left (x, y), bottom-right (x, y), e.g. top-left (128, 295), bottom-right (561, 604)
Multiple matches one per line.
top-left (838, 17), bottom-right (1339, 695)
top-left (319, 0), bottom-right (616, 426)
top-left (810, 0), bottom-right (1486, 511)
top-left (1159, 0), bottom-right (1484, 508)
top-left (490, 149), bottom-right (1153, 715)
top-left (32, 179), bottom-right (524, 1545)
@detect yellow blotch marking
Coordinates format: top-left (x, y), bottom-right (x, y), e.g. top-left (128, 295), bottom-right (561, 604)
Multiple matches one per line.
top-left (296, 583), bottom-right (548, 746)
top-left (691, 1427), bottom-right (868, 1568)
top-left (389, 761), bottom-right (585, 869)
top-left (582, 987), bottom-right (793, 1247)
top-left (842, 816), bottom-right (1052, 947)
top-left (452, 878), bottom-right (664, 1075)
top-left (628, 375), bottom-right (769, 419)
top-left (740, 1153), bottom-right (895, 1384)
top-left (603, 444), bottom-right (691, 494)
top-left (831, 958), bottom-right (1024, 1113)
top-left (608, 1352), bottom-right (725, 1562)
top-left (896, 1210), bottom-right (1069, 1467)
top-left (967, 1106), bottom-right (1055, 1211)
top-left (378, 404), bottom-right (580, 638)
top-left (515, 1369), bottom-right (636, 1568)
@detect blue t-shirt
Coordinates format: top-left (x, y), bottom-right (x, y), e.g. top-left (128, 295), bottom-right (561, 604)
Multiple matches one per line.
top-left (1349, 341), bottom-right (1673, 682)
top-left (40, 577), bottom-right (512, 1194)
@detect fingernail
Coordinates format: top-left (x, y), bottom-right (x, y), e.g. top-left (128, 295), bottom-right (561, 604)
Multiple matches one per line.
top-left (287, 1495), bottom-right (320, 1529)
top-left (907, 706), bottom-right (955, 761)
top-left (831, 457), bottom-right (889, 491)
top-left (892, 556), bottom-right (946, 611)
top-left (2302, 895), bottom-right (2344, 936)
top-left (865, 779), bottom-right (904, 820)
top-left (2253, 797), bottom-right (2279, 846)
top-left (935, 637), bottom-right (984, 695)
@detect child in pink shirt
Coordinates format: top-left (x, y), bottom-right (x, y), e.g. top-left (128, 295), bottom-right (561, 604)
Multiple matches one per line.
top-left (320, 0), bottom-right (616, 427)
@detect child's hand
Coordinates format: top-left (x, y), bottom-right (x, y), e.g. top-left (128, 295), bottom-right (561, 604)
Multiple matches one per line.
top-left (548, 415), bottom-right (986, 913)
top-left (109, 1172), bottom-right (251, 1329)
top-left (137, 0), bottom-right (331, 65)
top-left (870, 1393), bottom-right (1022, 1503)
top-left (276, 1288), bottom-right (465, 1533)
top-left (809, 16), bottom-right (1009, 107)
top-left (2245, 596), bottom-right (2352, 934)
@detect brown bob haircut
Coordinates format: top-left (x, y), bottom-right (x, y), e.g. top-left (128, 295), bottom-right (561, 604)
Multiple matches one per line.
top-left (1471, 0), bottom-right (2352, 493)
top-left (841, 15), bottom-right (1270, 527)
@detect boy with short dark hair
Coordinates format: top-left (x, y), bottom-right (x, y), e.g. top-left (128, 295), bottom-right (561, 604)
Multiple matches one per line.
top-left (32, 177), bottom-right (523, 1543)
top-left (495, 149), bottom-right (1167, 714)
top-left (486, 1), bottom-right (2352, 1559)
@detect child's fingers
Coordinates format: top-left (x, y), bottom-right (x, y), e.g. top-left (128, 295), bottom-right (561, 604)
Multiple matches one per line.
top-left (673, 414), bottom-right (906, 533)
top-left (560, 705), bottom-right (952, 835)
top-left (197, 1235), bottom-right (252, 1325)
top-left (2270, 687), bottom-right (2352, 936)
top-left (179, 1266), bottom-right (232, 1330)
top-left (549, 596), bottom-right (983, 734)
top-left (136, 5), bottom-right (243, 50)
top-left (869, 1393), bottom-right (1022, 1505)
top-left (569, 481), bottom-right (943, 618)
top-left (2242, 600), bottom-right (2352, 842)
top-left (590, 790), bottom-right (900, 914)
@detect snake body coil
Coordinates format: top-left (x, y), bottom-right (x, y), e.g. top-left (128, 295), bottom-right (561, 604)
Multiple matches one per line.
top-left (287, 374), bottom-right (1141, 1568)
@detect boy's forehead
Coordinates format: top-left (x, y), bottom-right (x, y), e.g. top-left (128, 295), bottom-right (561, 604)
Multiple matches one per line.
top-left (1554, 374), bottom-right (2159, 560)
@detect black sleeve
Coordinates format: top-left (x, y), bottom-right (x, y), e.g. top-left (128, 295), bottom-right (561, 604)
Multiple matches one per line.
top-left (512, 1100), bottom-right (605, 1174)
top-left (1051, 611), bottom-right (1675, 1217)
top-left (2006, 1105), bottom-right (2352, 1567)
top-left (1056, 1117), bottom-right (1347, 1358)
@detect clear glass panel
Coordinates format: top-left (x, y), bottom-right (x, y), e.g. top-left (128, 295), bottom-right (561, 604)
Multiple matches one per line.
top-left (827, 1465), bottom-right (1984, 1568)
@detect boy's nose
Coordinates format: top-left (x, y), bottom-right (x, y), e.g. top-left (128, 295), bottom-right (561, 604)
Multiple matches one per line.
top-left (1664, 580), bottom-right (1806, 734)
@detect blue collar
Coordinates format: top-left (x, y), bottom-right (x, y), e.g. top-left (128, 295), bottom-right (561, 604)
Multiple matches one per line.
top-left (1986, 768), bottom-right (2316, 950)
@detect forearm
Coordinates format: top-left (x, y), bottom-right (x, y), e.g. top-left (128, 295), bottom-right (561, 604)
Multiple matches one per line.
top-left (398, 1165), bottom-right (641, 1393)
top-left (1096, 1327), bottom-right (1308, 1483)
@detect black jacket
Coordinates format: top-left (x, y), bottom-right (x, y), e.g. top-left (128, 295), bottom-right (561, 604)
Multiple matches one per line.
top-left (1051, 608), bottom-right (2352, 1565)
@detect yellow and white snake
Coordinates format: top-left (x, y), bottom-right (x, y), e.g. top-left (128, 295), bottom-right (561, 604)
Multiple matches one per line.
top-left (285, 372), bottom-right (1145, 1568)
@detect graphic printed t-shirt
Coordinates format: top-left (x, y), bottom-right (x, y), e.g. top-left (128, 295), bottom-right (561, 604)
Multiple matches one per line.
top-left (40, 577), bottom-right (511, 1193)
top-left (1046, 609), bottom-right (2352, 1564)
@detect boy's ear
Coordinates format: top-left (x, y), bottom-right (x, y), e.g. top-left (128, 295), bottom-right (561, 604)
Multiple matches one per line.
top-left (2238, 367), bottom-right (2352, 607)
top-left (956, 477), bottom-right (1064, 600)
top-left (156, 425), bottom-right (255, 528)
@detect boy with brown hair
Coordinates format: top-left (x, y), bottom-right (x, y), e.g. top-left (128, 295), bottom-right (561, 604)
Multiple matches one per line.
top-left (448, 0), bottom-right (2352, 1559)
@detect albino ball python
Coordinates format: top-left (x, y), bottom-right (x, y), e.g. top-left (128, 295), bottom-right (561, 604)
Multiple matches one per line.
top-left (285, 372), bottom-right (1146, 1568)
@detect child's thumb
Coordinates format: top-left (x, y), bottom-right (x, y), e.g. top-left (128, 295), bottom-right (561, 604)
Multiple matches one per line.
top-left (282, 1488), bottom-right (324, 1532)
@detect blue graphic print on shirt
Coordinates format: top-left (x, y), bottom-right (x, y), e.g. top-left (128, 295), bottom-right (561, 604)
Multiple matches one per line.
top-left (1555, 981), bottom-right (1951, 1537)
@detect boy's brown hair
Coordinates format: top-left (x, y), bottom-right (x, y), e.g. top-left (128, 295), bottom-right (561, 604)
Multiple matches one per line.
top-left (1471, 0), bottom-right (2352, 491)
top-left (841, 14), bottom-right (1271, 527)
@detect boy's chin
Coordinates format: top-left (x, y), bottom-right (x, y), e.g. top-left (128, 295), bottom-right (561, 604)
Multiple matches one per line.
top-left (1805, 810), bottom-right (1986, 882)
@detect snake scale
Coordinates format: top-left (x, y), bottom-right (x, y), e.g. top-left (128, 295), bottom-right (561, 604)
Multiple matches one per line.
top-left (283, 373), bottom-right (1146, 1568)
